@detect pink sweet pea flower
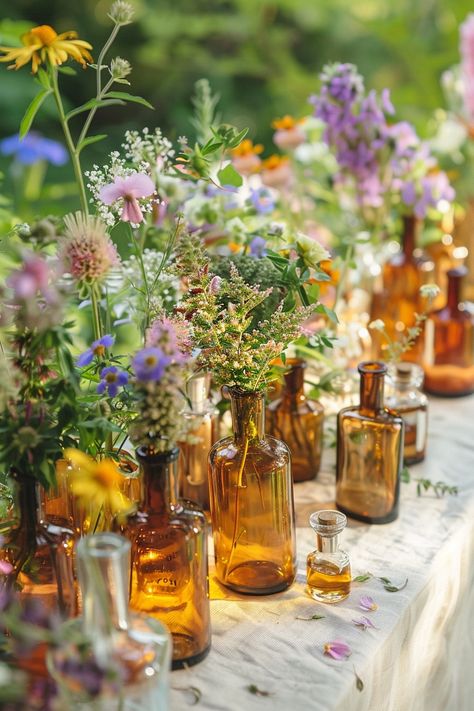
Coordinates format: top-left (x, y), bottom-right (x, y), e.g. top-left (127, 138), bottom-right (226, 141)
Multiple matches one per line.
top-left (352, 616), bottom-right (377, 631)
top-left (99, 173), bottom-right (155, 225)
top-left (323, 640), bottom-right (351, 660)
top-left (359, 595), bottom-right (378, 611)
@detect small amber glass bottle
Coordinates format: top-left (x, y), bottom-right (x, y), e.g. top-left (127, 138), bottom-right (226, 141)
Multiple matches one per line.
top-left (266, 358), bottom-right (324, 482)
top-left (386, 363), bottom-right (428, 465)
top-left (208, 388), bottom-right (297, 594)
top-left (370, 215), bottom-right (431, 361)
top-left (178, 373), bottom-right (217, 512)
top-left (423, 266), bottom-right (474, 396)
top-left (306, 510), bottom-right (351, 603)
top-left (336, 362), bottom-right (404, 524)
top-left (121, 447), bottom-right (211, 669)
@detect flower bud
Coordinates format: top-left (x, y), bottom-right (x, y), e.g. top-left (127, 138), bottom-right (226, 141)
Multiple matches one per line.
top-left (108, 0), bottom-right (135, 25)
top-left (110, 56), bottom-right (132, 80)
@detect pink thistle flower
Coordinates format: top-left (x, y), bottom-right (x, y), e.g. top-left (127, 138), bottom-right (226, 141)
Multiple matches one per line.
top-left (99, 173), bottom-right (155, 225)
top-left (352, 616), bottom-right (377, 631)
top-left (323, 640), bottom-right (351, 660)
top-left (60, 212), bottom-right (119, 283)
top-left (359, 595), bottom-right (378, 611)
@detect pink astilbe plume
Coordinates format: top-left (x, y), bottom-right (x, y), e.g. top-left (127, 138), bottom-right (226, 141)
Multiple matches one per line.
top-left (99, 172), bottom-right (155, 225)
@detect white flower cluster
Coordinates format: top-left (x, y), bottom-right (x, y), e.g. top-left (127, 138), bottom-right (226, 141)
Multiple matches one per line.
top-left (123, 128), bottom-right (175, 174)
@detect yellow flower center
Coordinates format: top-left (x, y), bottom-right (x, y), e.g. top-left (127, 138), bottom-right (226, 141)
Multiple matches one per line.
top-left (145, 355), bottom-right (157, 366)
top-left (29, 25), bottom-right (58, 46)
top-left (93, 345), bottom-right (106, 357)
top-left (105, 372), bottom-right (118, 383)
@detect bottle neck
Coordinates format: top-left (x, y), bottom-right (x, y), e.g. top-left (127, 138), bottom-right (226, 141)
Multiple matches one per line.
top-left (78, 534), bottom-right (131, 645)
top-left (282, 359), bottom-right (306, 406)
top-left (137, 446), bottom-right (179, 514)
top-left (360, 371), bottom-right (385, 414)
top-left (229, 389), bottom-right (265, 445)
top-left (317, 534), bottom-right (339, 554)
top-left (447, 273), bottom-right (462, 311)
top-left (401, 215), bottom-right (419, 259)
top-left (15, 473), bottom-right (39, 534)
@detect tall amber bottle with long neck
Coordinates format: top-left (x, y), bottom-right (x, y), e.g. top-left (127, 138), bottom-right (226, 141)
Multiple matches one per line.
top-left (370, 216), bottom-right (430, 361)
top-left (208, 388), bottom-right (297, 594)
top-left (423, 266), bottom-right (474, 396)
top-left (121, 447), bottom-right (211, 669)
top-left (266, 358), bottom-right (324, 482)
top-left (336, 362), bottom-right (404, 524)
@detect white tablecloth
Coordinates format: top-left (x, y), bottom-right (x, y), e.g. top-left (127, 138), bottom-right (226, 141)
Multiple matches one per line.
top-left (171, 396), bottom-right (474, 711)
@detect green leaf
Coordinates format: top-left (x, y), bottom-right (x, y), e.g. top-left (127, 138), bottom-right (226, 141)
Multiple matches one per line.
top-left (19, 87), bottom-right (53, 139)
top-left (58, 66), bottom-right (77, 76)
top-left (217, 163), bottom-right (243, 188)
top-left (401, 466), bottom-right (410, 483)
top-left (103, 91), bottom-right (154, 109)
top-left (77, 133), bottom-right (108, 153)
top-left (227, 127), bottom-right (249, 148)
top-left (315, 303), bottom-right (339, 324)
top-left (35, 68), bottom-right (51, 89)
top-left (352, 573), bottom-right (372, 583)
top-left (66, 98), bottom-right (125, 121)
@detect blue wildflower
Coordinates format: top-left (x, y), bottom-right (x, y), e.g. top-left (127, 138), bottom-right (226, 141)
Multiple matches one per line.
top-left (132, 347), bottom-right (171, 382)
top-left (97, 366), bottom-right (128, 397)
top-left (77, 335), bottom-right (115, 367)
top-left (249, 187), bottom-right (275, 215)
top-left (249, 236), bottom-right (267, 258)
top-left (0, 133), bottom-right (68, 166)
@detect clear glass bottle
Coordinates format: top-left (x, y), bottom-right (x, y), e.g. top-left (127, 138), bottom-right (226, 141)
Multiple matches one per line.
top-left (208, 388), bottom-right (297, 594)
top-left (336, 362), bottom-right (404, 524)
top-left (370, 215), bottom-right (432, 361)
top-left (423, 266), bottom-right (474, 396)
top-left (121, 447), bottom-right (211, 669)
top-left (178, 372), bottom-right (217, 512)
top-left (266, 358), bottom-right (324, 482)
top-left (386, 363), bottom-right (428, 465)
top-left (306, 510), bottom-right (351, 603)
top-left (48, 533), bottom-right (171, 710)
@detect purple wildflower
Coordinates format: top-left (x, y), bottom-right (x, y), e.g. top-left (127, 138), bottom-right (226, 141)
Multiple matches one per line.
top-left (132, 347), bottom-right (171, 381)
top-left (359, 595), bottom-right (378, 611)
top-left (0, 132), bottom-right (68, 166)
top-left (145, 317), bottom-right (191, 362)
top-left (77, 335), bottom-right (115, 367)
top-left (323, 640), bottom-right (351, 660)
top-left (249, 236), bottom-right (267, 258)
top-left (97, 366), bottom-right (128, 397)
top-left (249, 187), bottom-right (275, 215)
top-left (352, 615), bottom-right (377, 630)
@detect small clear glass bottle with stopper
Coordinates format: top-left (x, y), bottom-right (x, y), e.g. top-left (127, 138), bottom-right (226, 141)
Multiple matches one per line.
top-left (306, 510), bottom-right (351, 603)
top-left (386, 362), bottom-right (428, 465)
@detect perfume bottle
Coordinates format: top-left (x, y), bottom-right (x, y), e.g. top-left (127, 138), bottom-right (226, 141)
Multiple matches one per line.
top-left (208, 388), bottom-right (297, 594)
top-left (386, 363), bottom-right (428, 465)
top-left (266, 358), bottom-right (324, 482)
top-left (48, 533), bottom-right (171, 710)
top-left (178, 373), bottom-right (217, 512)
top-left (306, 510), bottom-right (351, 603)
top-left (336, 362), bottom-right (404, 524)
top-left (121, 447), bottom-right (211, 669)
top-left (370, 215), bottom-right (432, 361)
top-left (423, 266), bottom-right (474, 396)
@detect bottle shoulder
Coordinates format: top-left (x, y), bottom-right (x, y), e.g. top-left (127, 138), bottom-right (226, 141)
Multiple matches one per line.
top-left (124, 501), bottom-right (207, 535)
top-left (338, 405), bottom-right (403, 425)
top-left (210, 434), bottom-right (290, 462)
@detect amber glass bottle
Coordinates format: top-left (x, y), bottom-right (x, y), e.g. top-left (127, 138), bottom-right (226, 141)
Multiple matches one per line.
top-left (336, 362), bottom-right (404, 524)
top-left (370, 215), bottom-right (431, 361)
top-left (423, 266), bottom-right (474, 396)
top-left (178, 373), bottom-right (217, 512)
top-left (121, 447), bottom-right (211, 669)
top-left (266, 358), bottom-right (324, 482)
top-left (386, 363), bottom-right (428, 464)
top-left (208, 388), bottom-right (297, 594)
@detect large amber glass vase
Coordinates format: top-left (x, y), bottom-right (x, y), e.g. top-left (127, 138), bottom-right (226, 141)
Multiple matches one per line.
top-left (336, 362), bottom-right (404, 524)
top-left (48, 533), bottom-right (171, 710)
top-left (370, 215), bottom-right (431, 361)
top-left (266, 358), bottom-right (324, 482)
top-left (208, 388), bottom-right (297, 594)
top-left (121, 447), bottom-right (211, 669)
top-left (423, 266), bottom-right (474, 396)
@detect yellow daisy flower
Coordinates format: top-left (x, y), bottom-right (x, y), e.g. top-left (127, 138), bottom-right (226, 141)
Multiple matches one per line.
top-left (0, 25), bottom-right (92, 74)
top-left (64, 448), bottom-right (133, 521)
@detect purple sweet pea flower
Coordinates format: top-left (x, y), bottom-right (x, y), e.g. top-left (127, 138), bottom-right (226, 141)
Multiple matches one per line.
top-left (0, 132), bottom-right (68, 166)
top-left (132, 347), bottom-right (171, 382)
top-left (359, 595), bottom-right (378, 611)
top-left (97, 366), bottom-right (128, 397)
top-left (77, 335), bottom-right (115, 367)
top-left (249, 236), bottom-right (267, 258)
top-left (352, 615), bottom-right (377, 630)
top-left (323, 640), bottom-right (351, 660)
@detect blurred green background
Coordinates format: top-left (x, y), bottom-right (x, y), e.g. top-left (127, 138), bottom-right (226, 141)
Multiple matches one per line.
top-left (0, 0), bottom-right (472, 216)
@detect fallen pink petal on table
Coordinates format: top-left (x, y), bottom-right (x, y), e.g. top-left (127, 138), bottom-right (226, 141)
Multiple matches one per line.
top-left (323, 640), bottom-right (351, 660)
top-left (359, 595), bottom-right (378, 611)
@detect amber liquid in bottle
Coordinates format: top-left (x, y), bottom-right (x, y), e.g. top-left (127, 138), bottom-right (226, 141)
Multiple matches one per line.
top-left (306, 510), bottom-right (351, 603)
top-left (370, 215), bottom-right (432, 362)
top-left (386, 363), bottom-right (428, 465)
top-left (267, 358), bottom-right (324, 482)
top-left (423, 266), bottom-right (474, 396)
top-left (121, 447), bottom-right (211, 669)
top-left (336, 362), bottom-right (404, 524)
top-left (208, 388), bottom-right (297, 594)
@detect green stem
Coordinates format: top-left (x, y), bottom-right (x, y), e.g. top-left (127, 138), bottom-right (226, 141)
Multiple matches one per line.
top-left (50, 68), bottom-right (88, 214)
top-left (89, 285), bottom-right (103, 342)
